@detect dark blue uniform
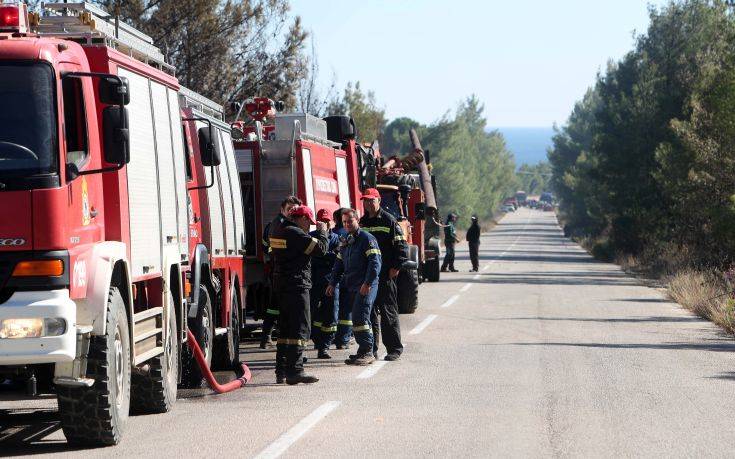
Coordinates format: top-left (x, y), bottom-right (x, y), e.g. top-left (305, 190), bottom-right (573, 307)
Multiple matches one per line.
top-left (360, 209), bottom-right (409, 357)
top-left (309, 228), bottom-right (341, 351)
top-left (329, 229), bottom-right (381, 356)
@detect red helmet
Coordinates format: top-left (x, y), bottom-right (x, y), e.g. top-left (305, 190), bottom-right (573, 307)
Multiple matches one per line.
top-left (361, 188), bottom-right (381, 200)
top-left (289, 205), bottom-right (317, 225)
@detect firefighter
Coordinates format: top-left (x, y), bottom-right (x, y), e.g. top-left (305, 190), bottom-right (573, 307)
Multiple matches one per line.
top-left (441, 212), bottom-right (460, 272)
top-left (331, 208), bottom-right (353, 349)
top-left (270, 205), bottom-right (329, 384)
top-left (466, 215), bottom-right (481, 272)
top-left (326, 208), bottom-right (381, 366)
top-left (309, 209), bottom-right (341, 359)
top-left (260, 196), bottom-right (302, 349)
top-left (359, 188), bottom-right (408, 361)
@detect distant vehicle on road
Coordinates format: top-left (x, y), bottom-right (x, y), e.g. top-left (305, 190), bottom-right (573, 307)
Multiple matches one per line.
top-left (540, 192), bottom-right (554, 204)
top-left (501, 204), bottom-right (516, 212)
top-left (515, 190), bottom-right (527, 207)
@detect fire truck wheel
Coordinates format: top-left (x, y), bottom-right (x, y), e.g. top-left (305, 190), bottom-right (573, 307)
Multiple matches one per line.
top-left (130, 295), bottom-right (178, 414)
top-left (212, 288), bottom-right (240, 370)
top-left (397, 268), bottom-right (419, 314)
top-left (57, 287), bottom-right (131, 446)
top-left (181, 285), bottom-right (214, 388)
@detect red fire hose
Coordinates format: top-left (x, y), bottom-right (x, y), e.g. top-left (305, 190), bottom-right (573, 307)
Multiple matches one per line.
top-left (186, 329), bottom-right (252, 393)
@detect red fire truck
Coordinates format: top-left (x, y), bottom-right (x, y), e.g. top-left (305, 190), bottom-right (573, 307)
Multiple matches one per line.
top-left (232, 101), bottom-right (367, 319)
top-left (0, 2), bottom-right (243, 445)
top-left (179, 88), bottom-right (244, 386)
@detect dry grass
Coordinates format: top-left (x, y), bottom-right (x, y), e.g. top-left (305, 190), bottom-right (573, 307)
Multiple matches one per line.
top-left (667, 270), bottom-right (735, 334)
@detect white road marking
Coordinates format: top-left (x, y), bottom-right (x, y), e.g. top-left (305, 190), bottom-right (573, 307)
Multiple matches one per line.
top-left (356, 360), bottom-right (388, 379)
top-left (409, 314), bottom-right (438, 335)
top-left (479, 214), bottom-right (532, 271)
top-left (473, 273), bottom-right (481, 280)
top-left (254, 401), bottom-right (341, 459)
top-left (460, 283), bottom-right (472, 292)
top-left (440, 294), bottom-right (460, 308)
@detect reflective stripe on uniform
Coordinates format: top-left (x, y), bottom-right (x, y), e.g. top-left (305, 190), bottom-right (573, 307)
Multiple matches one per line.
top-left (337, 253), bottom-right (342, 259)
top-left (393, 234), bottom-right (406, 241)
top-left (304, 237), bottom-right (318, 254)
top-left (277, 338), bottom-right (305, 346)
top-left (321, 325), bottom-right (337, 332)
top-left (313, 321), bottom-right (323, 328)
top-left (353, 324), bottom-right (372, 332)
top-left (270, 237), bottom-right (287, 249)
top-left (266, 308), bottom-right (280, 316)
top-left (338, 320), bottom-right (353, 325)
top-left (363, 226), bottom-right (390, 233)
top-left (365, 248), bottom-right (381, 256)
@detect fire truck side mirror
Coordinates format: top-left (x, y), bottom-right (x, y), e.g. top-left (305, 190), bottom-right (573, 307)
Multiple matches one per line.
top-left (414, 202), bottom-right (426, 220)
top-left (103, 106), bottom-right (130, 165)
top-left (99, 77), bottom-right (130, 106)
top-left (198, 127), bottom-right (221, 166)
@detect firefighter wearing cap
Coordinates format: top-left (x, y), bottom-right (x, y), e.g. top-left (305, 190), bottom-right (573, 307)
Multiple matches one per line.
top-left (309, 209), bottom-right (341, 359)
top-left (466, 215), bottom-right (481, 272)
top-left (359, 188), bottom-right (408, 361)
top-left (270, 205), bottom-right (329, 384)
top-left (327, 208), bottom-right (382, 366)
top-left (260, 196), bottom-right (302, 349)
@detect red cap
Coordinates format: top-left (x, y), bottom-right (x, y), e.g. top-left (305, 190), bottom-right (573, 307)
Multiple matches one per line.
top-left (289, 205), bottom-right (317, 224)
top-left (316, 209), bottom-right (331, 223)
top-left (361, 188), bottom-right (380, 200)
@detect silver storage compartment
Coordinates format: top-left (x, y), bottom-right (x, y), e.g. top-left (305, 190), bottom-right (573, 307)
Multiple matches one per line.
top-left (275, 113), bottom-right (328, 141)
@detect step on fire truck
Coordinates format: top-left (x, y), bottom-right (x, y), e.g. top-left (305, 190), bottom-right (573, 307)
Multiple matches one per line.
top-left (0, 2), bottom-right (244, 445)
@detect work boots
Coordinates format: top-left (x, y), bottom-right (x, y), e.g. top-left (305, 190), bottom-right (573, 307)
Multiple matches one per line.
top-left (260, 334), bottom-right (273, 349)
top-left (286, 373), bottom-right (319, 385)
top-left (317, 350), bottom-right (332, 359)
top-left (346, 353), bottom-right (375, 366)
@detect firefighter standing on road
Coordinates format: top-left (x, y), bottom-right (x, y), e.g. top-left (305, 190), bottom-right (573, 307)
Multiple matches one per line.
top-left (359, 188), bottom-right (408, 361)
top-left (260, 196), bottom-right (302, 349)
top-left (441, 212), bottom-right (460, 272)
top-left (331, 208), bottom-right (353, 349)
top-left (270, 205), bottom-right (328, 384)
top-left (466, 215), bottom-right (481, 272)
top-left (310, 209), bottom-right (341, 359)
top-left (326, 209), bottom-right (381, 366)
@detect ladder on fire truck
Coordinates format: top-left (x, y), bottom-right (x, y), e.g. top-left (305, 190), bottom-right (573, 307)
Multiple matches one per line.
top-left (29, 1), bottom-right (174, 75)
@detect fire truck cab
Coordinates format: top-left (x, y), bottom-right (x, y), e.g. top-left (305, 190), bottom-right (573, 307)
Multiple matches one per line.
top-left (0, 2), bottom-right (204, 445)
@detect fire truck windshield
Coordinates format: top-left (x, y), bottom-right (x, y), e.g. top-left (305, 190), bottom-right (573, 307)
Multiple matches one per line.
top-left (0, 62), bottom-right (57, 180)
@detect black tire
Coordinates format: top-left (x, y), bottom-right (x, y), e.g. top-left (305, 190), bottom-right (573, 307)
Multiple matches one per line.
top-left (425, 239), bottom-right (441, 282)
top-left (212, 286), bottom-right (240, 370)
top-left (397, 268), bottom-right (419, 314)
top-left (180, 285), bottom-right (214, 388)
top-left (130, 295), bottom-right (178, 414)
top-left (57, 287), bottom-right (131, 446)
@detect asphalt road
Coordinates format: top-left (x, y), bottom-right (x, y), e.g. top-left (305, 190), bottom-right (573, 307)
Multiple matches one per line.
top-left (3, 208), bottom-right (735, 457)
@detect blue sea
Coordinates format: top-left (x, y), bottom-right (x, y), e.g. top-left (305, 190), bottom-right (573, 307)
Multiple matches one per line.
top-left (492, 127), bottom-right (555, 167)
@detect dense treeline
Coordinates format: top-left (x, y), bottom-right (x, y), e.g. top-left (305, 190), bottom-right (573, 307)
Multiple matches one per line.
top-left (549, 0), bottom-right (735, 270)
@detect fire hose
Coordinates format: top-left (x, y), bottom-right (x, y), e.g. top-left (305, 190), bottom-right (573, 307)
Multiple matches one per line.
top-left (186, 329), bottom-right (252, 393)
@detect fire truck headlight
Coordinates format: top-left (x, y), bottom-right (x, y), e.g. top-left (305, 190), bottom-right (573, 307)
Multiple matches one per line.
top-left (0, 318), bottom-right (67, 339)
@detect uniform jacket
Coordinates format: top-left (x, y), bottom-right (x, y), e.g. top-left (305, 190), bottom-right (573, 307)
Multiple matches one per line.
top-left (466, 222), bottom-right (481, 244)
top-left (263, 213), bottom-right (287, 259)
top-left (310, 228), bottom-right (341, 283)
top-left (360, 209), bottom-right (409, 275)
top-left (329, 229), bottom-right (382, 292)
top-left (444, 220), bottom-right (458, 243)
top-left (270, 219), bottom-right (329, 289)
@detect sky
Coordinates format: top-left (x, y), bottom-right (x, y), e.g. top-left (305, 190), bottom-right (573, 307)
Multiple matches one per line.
top-left (289, 0), bottom-right (669, 128)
